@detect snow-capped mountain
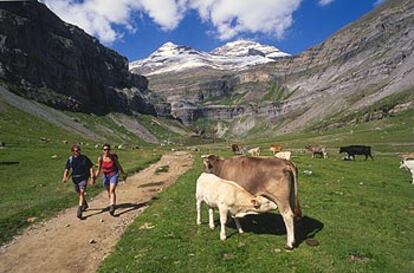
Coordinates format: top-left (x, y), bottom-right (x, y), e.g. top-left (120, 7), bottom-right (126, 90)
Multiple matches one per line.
top-left (129, 40), bottom-right (290, 76)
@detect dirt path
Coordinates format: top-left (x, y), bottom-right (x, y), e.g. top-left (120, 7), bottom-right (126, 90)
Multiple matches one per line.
top-left (0, 151), bottom-right (193, 273)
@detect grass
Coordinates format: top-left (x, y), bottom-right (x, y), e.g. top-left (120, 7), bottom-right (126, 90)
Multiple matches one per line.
top-left (0, 145), bottom-right (161, 245)
top-left (0, 99), bottom-right (164, 245)
top-left (262, 81), bottom-right (293, 102)
top-left (98, 152), bottom-right (414, 273)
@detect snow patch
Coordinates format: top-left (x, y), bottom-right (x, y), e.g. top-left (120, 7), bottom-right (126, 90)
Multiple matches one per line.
top-left (130, 40), bottom-right (290, 76)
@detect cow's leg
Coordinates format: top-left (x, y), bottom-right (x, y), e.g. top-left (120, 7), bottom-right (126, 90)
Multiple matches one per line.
top-left (234, 217), bottom-right (244, 234)
top-left (196, 199), bottom-right (202, 225)
top-left (279, 203), bottom-right (295, 250)
top-left (265, 193), bottom-right (295, 249)
top-left (209, 207), bottom-right (215, 229)
top-left (218, 206), bottom-right (228, 240)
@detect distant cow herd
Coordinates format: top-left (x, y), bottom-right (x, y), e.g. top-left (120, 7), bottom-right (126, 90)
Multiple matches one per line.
top-left (196, 143), bottom-right (414, 249)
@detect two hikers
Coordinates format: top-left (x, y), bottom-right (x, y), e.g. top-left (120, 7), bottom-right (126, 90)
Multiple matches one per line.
top-left (62, 144), bottom-right (127, 219)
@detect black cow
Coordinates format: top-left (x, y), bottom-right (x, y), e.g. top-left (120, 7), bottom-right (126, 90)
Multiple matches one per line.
top-left (339, 145), bottom-right (374, 160)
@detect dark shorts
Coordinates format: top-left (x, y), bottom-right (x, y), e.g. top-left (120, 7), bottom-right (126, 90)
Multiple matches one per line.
top-left (73, 180), bottom-right (87, 193)
top-left (103, 172), bottom-right (119, 187)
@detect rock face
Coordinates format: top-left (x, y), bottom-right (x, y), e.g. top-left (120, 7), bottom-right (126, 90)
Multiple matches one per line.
top-left (138, 0), bottom-right (414, 134)
top-left (0, 1), bottom-right (164, 115)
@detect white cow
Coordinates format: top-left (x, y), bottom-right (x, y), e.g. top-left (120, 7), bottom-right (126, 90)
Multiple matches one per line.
top-left (400, 159), bottom-right (414, 184)
top-left (247, 147), bottom-right (260, 156)
top-left (275, 151), bottom-right (292, 160)
top-left (196, 173), bottom-right (277, 240)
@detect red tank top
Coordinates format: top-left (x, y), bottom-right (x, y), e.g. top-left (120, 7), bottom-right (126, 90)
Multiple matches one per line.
top-left (101, 155), bottom-right (118, 175)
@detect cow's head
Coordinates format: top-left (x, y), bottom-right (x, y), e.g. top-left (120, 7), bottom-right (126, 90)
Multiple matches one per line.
top-left (235, 196), bottom-right (277, 217)
top-left (339, 147), bottom-right (344, 153)
top-left (203, 155), bottom-right (221, 173)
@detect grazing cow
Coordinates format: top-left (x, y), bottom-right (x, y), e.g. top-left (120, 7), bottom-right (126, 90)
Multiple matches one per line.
top-left (275, 151), bottom-right (292, 160)
top-left (400, 160), bottom-right (414, 184)
top-left (269, 144), bottom-right (283, 155)
top-left (339, 145), bottom-right (373, 160)
top-left (400, 152), bottom-right (414, 160)
top-left (305, 145), bottom-right (328, 158)
top-left (203, 155), bottom-right (301, 249)
top-left (231, 144), bottom-right (240, 155)
top-left (196, 173), bottom-right (277, 240)
top-left (247, 147), bottom-right (260, 156)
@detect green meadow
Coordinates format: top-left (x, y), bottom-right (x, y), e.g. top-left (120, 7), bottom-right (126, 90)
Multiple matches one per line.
top-left (1, 94), bottom-right (414, 273)
top-left (0, 102), bottom-right (163, 245)
top-left (98, 109), bottom-right (414, 273)
top-left (98, 153), bottom-right (414, 273)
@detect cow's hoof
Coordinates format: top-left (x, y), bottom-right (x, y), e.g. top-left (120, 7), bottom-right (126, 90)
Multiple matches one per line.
top-left (209, 226), bottom-right (215, 230)
top-left (220, 235), bottom-right (226, 241)
top-left (283, 245), bottom-right (294, 251)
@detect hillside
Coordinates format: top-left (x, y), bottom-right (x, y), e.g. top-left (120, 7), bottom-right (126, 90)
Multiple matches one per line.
top-left (0, 1), bottom-right (167, 116)
top-left (140, 0), bottom-right (414, 137)
top-left (0, 85), bottom-right (190, 146)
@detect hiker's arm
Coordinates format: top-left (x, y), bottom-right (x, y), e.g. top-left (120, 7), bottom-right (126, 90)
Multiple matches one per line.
top-left (115, 157), bottom-right (126, 175)
top-left (62, 169), bottom-right (70, 183)
top-left (95, 156), bottom-right (102, 177)
top-left (89, 167), bottom-right (96, 184)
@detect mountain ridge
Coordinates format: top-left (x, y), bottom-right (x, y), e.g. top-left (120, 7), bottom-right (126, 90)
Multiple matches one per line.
top-left (140, 0), bottom-right (414, 137)
top-left (129, 40), bottom-right (290, 76)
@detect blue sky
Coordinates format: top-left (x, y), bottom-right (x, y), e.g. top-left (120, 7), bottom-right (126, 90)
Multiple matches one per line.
top-left (42, 0), bottom-right (386, 61)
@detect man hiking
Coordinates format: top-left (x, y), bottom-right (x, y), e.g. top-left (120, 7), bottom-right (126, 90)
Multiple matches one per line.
top-left (62, 144), bottom-right (96, 219)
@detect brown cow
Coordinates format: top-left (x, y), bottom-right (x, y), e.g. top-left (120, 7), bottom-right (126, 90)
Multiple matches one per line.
top-left (203, 155), bottom-right (301, 249)
top-left (269, 144), bottom-right (283, 155)
top-left (305, 145), bottom-right (328, 158)
top-left (400, 152), bottom-right (414, 160)
top-left (231, 144), bottom-right (241, 155)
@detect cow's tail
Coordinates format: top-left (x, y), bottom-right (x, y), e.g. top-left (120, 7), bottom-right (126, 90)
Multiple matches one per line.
top-left (290, 165), bottom-right (302, 222)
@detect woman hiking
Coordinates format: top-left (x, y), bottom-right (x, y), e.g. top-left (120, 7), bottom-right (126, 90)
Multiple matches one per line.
top-left (62, 144), bottom-right (96, 219)
top-left (95, 144), bottom-right (127, 216)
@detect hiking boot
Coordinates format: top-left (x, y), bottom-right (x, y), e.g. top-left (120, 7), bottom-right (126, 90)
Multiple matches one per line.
top-left (81, 200), bottom-right (89, 211)
top-left (77, 206), bottom-right (83, 219)
top-left (109, 205), bottom-right (116, 216)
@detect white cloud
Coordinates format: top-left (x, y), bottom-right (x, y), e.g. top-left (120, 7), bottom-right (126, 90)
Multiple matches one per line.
top-left (189, 0), bottom-right (302, 40)
top-left (41, 0), bottom-right (303, 43)
top-left (41, 0), bottom-right (186, 43)
top-left (318, 0), bottom-right (334, 6)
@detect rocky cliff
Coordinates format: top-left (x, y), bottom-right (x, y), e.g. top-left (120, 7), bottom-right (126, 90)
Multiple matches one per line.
top-left (0, 1), bottom-right (165, 115)
top-left (140, 0), bottom-right (414, 136)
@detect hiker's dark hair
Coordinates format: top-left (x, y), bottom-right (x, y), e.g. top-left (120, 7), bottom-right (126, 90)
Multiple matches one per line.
top-left (102, 143), bottom-right (111, 149)
top-left (71, 144), bottom-right (80, 151)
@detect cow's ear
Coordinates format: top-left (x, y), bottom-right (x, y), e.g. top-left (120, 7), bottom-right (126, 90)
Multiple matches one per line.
top-left (251, 199), bottom-right (260, 209)
top-left (203, 159), bottom-right (209, 169)
top-left (203, 158), bottom-right (213, 171)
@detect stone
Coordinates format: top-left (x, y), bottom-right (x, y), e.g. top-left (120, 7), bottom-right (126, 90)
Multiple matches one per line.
top-left (305, 239), bottom-right (319, 247)
top-left (303, 170), bottom-right (313, 176)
